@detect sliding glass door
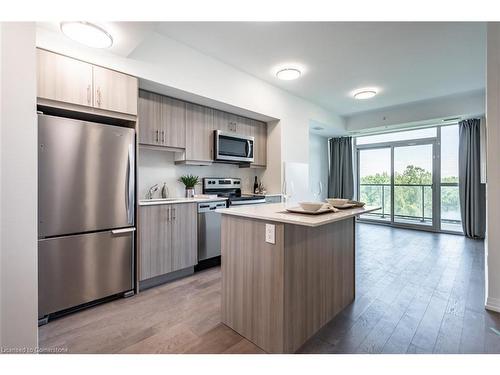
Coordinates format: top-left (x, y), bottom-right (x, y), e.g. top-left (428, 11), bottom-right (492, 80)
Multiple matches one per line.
top-left (440, 125), bottom-right (461, 232)
top-left (393, 143), bottom-right (434, 228)
top-left (355, 126), bottom-right (462, 233)
top-left (358, 148), bottom-right (391, 222)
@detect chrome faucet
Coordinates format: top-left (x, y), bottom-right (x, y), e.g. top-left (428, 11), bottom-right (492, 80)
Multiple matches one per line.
top-left (145, 184), bottom-right (159, 199)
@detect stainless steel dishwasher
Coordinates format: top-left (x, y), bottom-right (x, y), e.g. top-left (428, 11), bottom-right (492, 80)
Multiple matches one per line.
top-left (197, 200), bottom-right (227, 262)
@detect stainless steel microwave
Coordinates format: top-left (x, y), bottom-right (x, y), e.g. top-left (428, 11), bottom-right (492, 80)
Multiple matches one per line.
top-left (214, 130), bottom-right (254, 163)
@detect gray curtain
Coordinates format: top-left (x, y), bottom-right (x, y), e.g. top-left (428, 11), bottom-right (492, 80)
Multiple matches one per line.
top-left (458, 118), bottom-right (486, 239)
top-left (328, 136), bottom-right (354, 199)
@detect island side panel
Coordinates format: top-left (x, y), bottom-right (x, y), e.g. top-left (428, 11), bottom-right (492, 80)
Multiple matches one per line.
top-left (283, 217), bottom-right (355, 353)
top-left (221, 215), bottom-right (285, 353)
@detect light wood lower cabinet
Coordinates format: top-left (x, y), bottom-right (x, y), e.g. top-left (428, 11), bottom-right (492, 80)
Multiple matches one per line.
top-left (139, 203), bottom-right (197, 281)
top-left (222, 216), bottom-right (355, 353)
top-left (170, 203), bottom-right (198, 270)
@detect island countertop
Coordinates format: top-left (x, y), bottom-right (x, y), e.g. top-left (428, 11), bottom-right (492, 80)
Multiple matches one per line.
top-left (218, 202), bottom-right (380, 227)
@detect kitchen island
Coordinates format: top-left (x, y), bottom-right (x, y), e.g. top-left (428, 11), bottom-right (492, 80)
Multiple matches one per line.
top-left (219, 203), bottom-right (379, 353)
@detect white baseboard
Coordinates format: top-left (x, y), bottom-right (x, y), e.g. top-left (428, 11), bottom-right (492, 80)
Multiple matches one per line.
top-left (485, 297), bottom-right (500, 313)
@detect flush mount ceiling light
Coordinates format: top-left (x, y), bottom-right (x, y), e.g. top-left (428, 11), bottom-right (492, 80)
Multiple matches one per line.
top-left (353, 89), bottom-right (378, 100)
top-left (276, 68), bottom-right (301, 81)
top-left (60, 22), bottom-right (113, 49)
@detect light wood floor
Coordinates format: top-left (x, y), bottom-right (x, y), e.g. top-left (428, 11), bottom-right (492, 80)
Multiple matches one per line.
top-left (39, 223), bottom-right (500, 354)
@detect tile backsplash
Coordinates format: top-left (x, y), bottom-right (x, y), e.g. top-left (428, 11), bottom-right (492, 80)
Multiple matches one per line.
top-left (138, 148), bottom-right (265, 199)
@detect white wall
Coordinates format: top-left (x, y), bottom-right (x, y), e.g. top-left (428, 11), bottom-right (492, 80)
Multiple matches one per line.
top-left (0, 23), bottom-right (38, 350)
top-left (346, 89), bottom-right (485, 132)
top-left (139, 149), bottom-right (265, 198)
top-left (308, 133), bottom-right (329, 201)
top-left (36, 27), bottom-right (345, 194)
top-left (485, 23), bottom-right (500, 313)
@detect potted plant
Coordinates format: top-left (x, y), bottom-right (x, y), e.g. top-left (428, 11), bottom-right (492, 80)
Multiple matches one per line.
top-left (179, 174), bottom-right (199, 198)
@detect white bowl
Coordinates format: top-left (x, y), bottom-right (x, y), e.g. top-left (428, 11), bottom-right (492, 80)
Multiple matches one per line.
top-left (299, 201), bottom-right (324, 212)
top-left (326, 198), bottom-right (349, 206)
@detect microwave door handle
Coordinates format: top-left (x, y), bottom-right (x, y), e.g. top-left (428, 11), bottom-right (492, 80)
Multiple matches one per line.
top-left (248, 140), bottom-right (253, 158)
top-left (246, 140), bottom-right (251, 158)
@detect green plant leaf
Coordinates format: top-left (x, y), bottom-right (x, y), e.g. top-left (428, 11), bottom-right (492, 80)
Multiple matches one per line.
top-left (178, 174), bottom-right (200, 188)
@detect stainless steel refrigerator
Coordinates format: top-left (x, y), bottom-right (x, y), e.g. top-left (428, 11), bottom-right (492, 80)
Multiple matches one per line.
top-left (38, 114), bottom-right (135, 319)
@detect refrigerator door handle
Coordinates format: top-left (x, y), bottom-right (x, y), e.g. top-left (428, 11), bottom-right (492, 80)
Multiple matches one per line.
top-left (126, 143), bottom-right (135, 225)
top-left (111, 228), bottom-right (136, 235)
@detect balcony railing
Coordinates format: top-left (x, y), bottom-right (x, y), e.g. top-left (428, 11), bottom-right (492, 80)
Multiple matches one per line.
top-left (359, 183), bottom-right (461, 229)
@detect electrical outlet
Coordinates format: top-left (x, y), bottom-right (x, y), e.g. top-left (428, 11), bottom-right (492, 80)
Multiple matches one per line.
top-left (265, 224), bottom-right (275, 244)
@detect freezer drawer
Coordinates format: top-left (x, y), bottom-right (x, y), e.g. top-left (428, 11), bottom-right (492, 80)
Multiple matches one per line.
top-left (38, 229), bottom-right (134, 317)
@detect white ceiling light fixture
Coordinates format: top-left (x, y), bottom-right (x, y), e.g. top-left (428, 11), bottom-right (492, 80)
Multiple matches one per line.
top-left (353, 88), bottom-right (378, 100)
top-left (60, 22), bottom-right (113, 49)
top-left (276, 68), bottom-right (301, 81)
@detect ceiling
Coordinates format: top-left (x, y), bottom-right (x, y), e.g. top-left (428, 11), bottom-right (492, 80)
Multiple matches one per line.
top-left (38, 22), bottom-right (486, 117)
top-left (153, 22), bottom-right (486, 116)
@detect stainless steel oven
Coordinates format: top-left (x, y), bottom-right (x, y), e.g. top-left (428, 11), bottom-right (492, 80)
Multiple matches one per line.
top-left (214, 130), bottom-right (254, 163)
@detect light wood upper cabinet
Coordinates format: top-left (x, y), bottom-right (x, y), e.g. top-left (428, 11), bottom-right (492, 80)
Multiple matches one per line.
top-left (162, 96), bottom-right (186, 149)
top-left (185, 103), bottom-right (214, 162)
top-left (236, 116), bottom-right (253, 137)
top-left (214, 110), bottom-right (237, 133)
top-left (138, 90), bottom-right (186, 149)
top-left (136, 89), bottom-right (266, 166)
top-left (37, 49), bottom-right (138, 116)
top-left (138, 90), bottom-right (162, 146)
top-left (93, 65), bottom-right (138, 115)
top-left (252, 120), bottom-right (267, 167)
top-left (139, 203), bottom-right (197, 281)
top-left (37, 49), bottom-right (93, 107)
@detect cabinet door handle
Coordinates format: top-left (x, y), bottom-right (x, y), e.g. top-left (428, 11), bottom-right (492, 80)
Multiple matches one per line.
top-left (87, 85), bottom-right (91, 105)
top-left (172, 207), bottom-right (176, 220)
top-left (162, 130), bottom-right (165, 144)
top-left (96, 87), bottom-right (101, 107)
top-left (167, 207), bottom-right (171, 221)
top-left (155, 130), bottom-right (159, 143)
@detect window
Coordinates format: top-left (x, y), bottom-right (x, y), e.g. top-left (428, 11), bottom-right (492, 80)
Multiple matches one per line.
top-left (355, 124), bottom-right (462, 233)
top-left (356, 127), bottom-right (437, 145)
top-left (440, 125), bottom-right (461, 232)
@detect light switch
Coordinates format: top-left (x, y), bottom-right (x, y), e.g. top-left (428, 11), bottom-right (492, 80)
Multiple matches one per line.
top-left (265, 224), bottom-right (275, 244)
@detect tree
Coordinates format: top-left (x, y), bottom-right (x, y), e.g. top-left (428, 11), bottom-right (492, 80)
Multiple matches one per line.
top-left (360, 165), bottom-right (459, 221)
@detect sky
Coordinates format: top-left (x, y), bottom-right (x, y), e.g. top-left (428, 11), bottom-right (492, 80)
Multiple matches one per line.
top-left (357, 125), bottom-right (459, 180)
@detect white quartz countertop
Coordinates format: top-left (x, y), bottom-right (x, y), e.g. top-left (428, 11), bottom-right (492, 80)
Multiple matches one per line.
top-left (218, 203), bottom-right (380, 227)
top-left (139, 196), bottom-right (227, 206)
